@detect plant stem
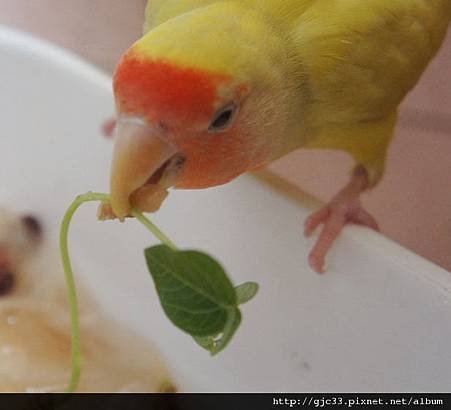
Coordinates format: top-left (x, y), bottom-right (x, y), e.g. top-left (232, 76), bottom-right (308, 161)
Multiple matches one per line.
top-left (60, 192), bottom-right (176, 392)
top-left (131, 208), bottom-right (177, 251)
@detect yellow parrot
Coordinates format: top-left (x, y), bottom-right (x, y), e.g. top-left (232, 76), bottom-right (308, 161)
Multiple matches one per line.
top-left (103, 0), bottom-right (451, 273)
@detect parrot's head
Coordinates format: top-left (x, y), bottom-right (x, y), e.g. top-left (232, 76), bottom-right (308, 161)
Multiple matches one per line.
top-left (110, 4), bottom-right (298, 218)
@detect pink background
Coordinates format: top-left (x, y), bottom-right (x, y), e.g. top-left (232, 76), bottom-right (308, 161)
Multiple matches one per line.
top-left (1, 0), bottom-right (450, 270)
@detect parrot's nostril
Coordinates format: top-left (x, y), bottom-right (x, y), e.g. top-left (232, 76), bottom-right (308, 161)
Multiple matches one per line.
top-left (21, 215), bottom-right (43, 239)
top-left (0, 267), bottom-right (14, 296)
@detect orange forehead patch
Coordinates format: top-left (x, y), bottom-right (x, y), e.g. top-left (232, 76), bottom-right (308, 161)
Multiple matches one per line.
top-left (114, 50), bottom-right (230, 124)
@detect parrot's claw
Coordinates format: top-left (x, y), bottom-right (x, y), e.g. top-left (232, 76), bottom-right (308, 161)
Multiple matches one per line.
top-left (304, 166), bottom-right (379, 274)
top-left (102, 118), bottom-right (116, 138)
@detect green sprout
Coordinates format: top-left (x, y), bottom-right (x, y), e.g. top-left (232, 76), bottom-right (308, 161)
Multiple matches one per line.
top-left (60, 192), bottom-right (258, 392)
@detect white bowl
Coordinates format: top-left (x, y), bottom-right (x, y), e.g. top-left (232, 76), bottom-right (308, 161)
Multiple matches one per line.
top-left (1, 25), bottom-right (451, 392)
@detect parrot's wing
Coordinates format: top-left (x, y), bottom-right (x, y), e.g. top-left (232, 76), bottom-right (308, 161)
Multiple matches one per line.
top-left (144, 0), bottom-right (219, 33)
top-left (294, 0), bottom-right (450, 186)
top-left (294, 0), bottom-right (451, 124)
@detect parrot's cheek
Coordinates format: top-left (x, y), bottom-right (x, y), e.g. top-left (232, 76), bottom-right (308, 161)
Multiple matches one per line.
top-left (172, 129), bottom-right (265, 189)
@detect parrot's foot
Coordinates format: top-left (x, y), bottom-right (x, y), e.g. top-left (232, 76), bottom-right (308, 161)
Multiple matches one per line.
top-left (102, 118), bottom-right (116, 138)
top-left (304, 166), bottom-right (379, 274)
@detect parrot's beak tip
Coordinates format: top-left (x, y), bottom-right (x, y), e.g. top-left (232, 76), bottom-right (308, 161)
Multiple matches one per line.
top-left (108, 117), bottom-right (185, 218)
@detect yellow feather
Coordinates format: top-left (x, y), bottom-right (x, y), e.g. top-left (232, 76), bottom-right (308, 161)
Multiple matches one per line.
top-left (140, 0), bottom-right (450, 184)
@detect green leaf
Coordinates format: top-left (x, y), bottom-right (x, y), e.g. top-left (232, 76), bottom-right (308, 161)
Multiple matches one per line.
top-left (235, 282), bottom-right (259, 305)
top-left (192, 335), bottom-right (215, 351)
top-left (210, 308), bottom-right (242, 355)
top-left (193, 308), bottom-right (242, 355)
top-left (145, 245), bottom-right (237, 337)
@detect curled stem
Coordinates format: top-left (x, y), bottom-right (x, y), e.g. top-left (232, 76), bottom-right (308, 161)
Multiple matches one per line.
top-left (59, 192), bottom-right (176, 392)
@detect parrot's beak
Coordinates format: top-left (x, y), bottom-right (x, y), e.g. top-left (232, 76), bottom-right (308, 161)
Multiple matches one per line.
top-left (109, 118), bottom-right (179, 219)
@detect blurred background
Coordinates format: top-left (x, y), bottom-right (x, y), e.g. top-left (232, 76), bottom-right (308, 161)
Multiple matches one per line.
top-left (1, 0), bottom-right (450, 270)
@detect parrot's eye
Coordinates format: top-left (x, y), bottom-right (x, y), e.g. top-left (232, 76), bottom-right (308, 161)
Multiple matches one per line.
top-left (208, 102), bottom-right (237, 133)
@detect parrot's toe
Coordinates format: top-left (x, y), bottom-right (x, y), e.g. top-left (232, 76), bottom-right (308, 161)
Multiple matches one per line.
top-left (304, 207), bottom-right (330, 237)
top-left (308, 252), bottom-right (326, 275)
top-left (347, 207), bottom-right (379, 231)
top-left (304, 199), bottom-right (379, 274)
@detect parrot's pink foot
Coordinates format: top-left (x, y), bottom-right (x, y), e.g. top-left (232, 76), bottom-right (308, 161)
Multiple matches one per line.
top-left (304, 166), bottom-right (379, 274)
top-left (102, 118), bottom-right (116, 138)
